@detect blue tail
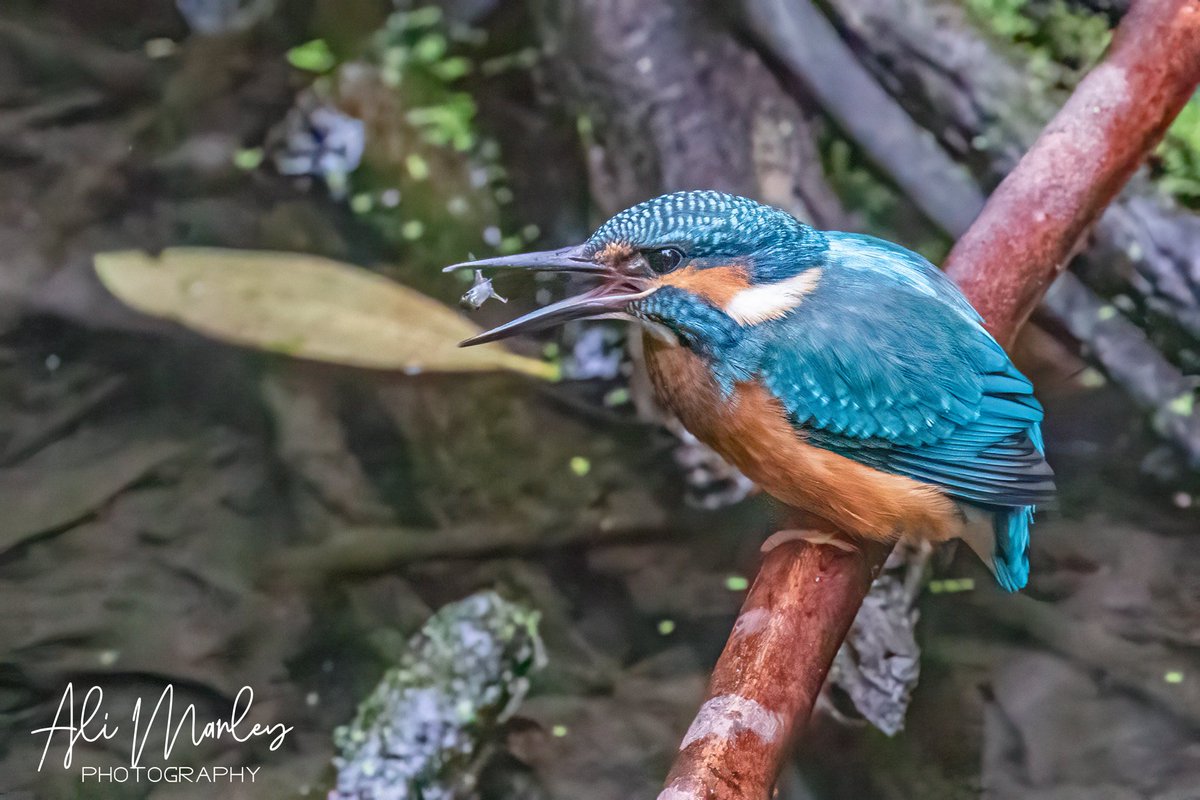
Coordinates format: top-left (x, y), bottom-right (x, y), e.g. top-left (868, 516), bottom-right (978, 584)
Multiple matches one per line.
top-left (991, 421), bottom-right (1044, 591)
top-left (991, 506), bottom-right (1033, 592)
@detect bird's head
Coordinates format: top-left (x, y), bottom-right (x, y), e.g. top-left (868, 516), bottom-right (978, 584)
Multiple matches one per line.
top-left (445, 191), bottom-right (828, 349)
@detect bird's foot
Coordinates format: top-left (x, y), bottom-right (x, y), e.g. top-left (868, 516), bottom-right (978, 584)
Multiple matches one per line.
top-left (761, 528), bottom-right (860, 554)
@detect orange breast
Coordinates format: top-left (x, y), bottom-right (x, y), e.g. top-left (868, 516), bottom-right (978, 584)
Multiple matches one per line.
top-left (643, 334), bottom-right (961, 542)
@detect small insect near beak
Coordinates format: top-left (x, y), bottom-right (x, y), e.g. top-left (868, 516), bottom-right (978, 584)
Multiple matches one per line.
top-left (444, 245), bottom-right (652, 346)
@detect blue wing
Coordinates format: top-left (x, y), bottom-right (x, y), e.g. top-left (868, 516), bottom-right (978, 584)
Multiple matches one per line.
top-left (751, 234), bottom-right (1054, 510)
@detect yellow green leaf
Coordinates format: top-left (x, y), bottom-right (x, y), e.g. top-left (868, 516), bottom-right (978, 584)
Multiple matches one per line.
top-left (724, 575), bottom-right (749, 592)
top-left (286, 39), bottom-right (337, 73)
top-left (94, 247), bottom-right (556, 380)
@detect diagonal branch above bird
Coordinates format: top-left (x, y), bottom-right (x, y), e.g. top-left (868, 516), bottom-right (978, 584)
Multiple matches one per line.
top-left (445, 190), bottom-right (1054, 591)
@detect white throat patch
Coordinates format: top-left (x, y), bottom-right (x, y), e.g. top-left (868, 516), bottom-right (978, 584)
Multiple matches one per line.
top-left (724, 269), bottom-right (822, 326)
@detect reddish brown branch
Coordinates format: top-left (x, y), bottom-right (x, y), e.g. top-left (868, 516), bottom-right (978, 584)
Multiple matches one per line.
top-left (661, 2), bottom-right (1200, 798)
top-left (660, 538), bottom-right (891, 799)
top-left (944, 0), bottom-right (1200, 347)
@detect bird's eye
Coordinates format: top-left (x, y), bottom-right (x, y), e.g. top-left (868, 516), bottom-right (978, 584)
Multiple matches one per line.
top-left (643, 247), bottom-right (684, 274)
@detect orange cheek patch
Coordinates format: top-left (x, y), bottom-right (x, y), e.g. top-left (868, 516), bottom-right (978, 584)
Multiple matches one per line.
top-left (656, 265), bottom-right (752, 306)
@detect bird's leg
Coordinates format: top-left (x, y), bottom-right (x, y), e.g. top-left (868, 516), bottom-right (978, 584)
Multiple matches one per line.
top-left (761, 528), bottom-right (860, 554)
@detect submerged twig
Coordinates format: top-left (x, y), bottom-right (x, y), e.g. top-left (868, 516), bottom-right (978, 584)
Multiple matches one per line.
top-left (1042, 273), bottom-right (1200, 467)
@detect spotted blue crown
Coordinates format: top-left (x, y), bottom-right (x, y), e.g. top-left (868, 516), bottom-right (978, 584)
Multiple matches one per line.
top-left (584, 191), bottom-right (827, 281)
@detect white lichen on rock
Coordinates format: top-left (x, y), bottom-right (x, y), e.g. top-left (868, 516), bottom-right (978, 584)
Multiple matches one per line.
top-left (331, 591), bottom-right (545, 800)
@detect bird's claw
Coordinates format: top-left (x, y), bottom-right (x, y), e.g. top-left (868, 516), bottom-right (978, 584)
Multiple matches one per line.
top-left (761, 528), bottom-right (860, 554)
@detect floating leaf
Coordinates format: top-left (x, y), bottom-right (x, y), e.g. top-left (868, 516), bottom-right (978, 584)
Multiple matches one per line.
top-left (94, 248), bottom-right (557, 379)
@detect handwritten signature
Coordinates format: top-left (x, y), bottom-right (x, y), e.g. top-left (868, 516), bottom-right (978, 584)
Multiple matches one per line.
top-left (32, 683), bottom-right (293, 771)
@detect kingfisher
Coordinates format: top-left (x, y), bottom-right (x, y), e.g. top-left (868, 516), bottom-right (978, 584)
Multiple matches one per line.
top-left (445, 191), bottom-right (1053, 591)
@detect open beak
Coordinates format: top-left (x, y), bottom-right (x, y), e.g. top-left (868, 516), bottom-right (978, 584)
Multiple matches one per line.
top-left (444, 246), bottom-right (652, 346)
top-left (444, 245), bottom-right (602, 275)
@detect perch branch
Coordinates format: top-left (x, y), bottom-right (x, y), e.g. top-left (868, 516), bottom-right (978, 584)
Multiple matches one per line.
top-left (660, 2), bottom-right (1200, 798)
top-left (942, 0), bottom-right (1200, 346)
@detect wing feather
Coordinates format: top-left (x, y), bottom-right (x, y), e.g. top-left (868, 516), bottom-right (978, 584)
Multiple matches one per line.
top-left (752, 246), bottom-right (1053, 510)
